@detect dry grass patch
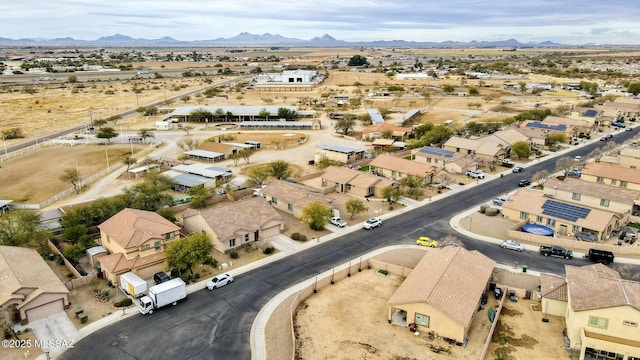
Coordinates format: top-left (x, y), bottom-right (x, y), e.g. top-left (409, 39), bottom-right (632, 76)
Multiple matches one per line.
top-left (0, 144), bottom-right (144, 203)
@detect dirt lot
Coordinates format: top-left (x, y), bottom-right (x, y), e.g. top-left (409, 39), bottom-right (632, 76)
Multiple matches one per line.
top-left (0, 143), bottom-right (145, 203)
top-left (292, 262), bottom-right (566, 360)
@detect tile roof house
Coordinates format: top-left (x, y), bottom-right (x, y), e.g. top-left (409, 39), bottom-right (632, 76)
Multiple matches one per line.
top-left (443, 136), bottom-right (507, 162)
top-left (320, 166), bottom-right (395, 198)
top-left (569, 107), bottom-right (604, 125)
top-left (369, 154), bottom-right (441, 184)
top-left (387, 247), bottom-right (495, 342)
top-left (540, 272), bottom-right (568, 317)
top-left (502, 189), bottom-right (621, 241)
top-left (97, 208), bottom-right (181, 284)
top-left (581, 162), bottom-right (640, 191)
top-left (260, 180), bottom-right (334, 218)
top-left (182, 197), bottom-right (283, 254)
top-left (619, 147), bottom-right (640, 169)
top-left (0, 245), bottom-right (70, 324)
top-left (490, 128), bottom-right (530, 146)
top-left (544, 177), bottom-right (640, 215)
top-left (596, 97), bottom-right (640, 121)
top-left (361, 123), bottom-right (412, 140)
top-left (557, 264), bottom-right (640, 359)
top-left (412, 146), bottom-right (478, 174)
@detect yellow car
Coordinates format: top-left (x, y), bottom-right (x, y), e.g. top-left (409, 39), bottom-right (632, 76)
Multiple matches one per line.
top-left (416, 236), bottom-right (438, 248)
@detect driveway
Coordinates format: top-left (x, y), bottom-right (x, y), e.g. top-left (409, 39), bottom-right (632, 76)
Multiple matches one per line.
top-left (29, 312), bottom-right (78, 351)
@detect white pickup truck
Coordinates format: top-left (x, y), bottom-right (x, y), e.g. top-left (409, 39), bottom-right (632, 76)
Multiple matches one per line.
top-left (330, 217), bottom-right (347, 228)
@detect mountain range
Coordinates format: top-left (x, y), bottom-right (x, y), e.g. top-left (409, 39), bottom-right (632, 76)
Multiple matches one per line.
top-left (0, 32), bottom-right (566, 48)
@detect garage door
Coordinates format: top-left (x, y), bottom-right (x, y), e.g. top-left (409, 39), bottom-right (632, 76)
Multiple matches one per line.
top-left (25, 300), bottom-right (64, 323)
top-left (136, 263), bottom-right (164, 280)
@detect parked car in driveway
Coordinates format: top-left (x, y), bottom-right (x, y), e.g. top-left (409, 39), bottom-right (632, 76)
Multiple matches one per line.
top-left (612, 122), bottom-right (626, 128)
top-left (575, 231), bottom-right (598, 242)
top-left (518, 179), bottom-right (531, 187)
top-left (512, 166), bottom-right (524, 173)
top-left (206, 273), bottom-right (234, 290)
top-left (466, 170), bottom-right (485, 179)
top-left (330, 217), bottom-right (347, 228)
top-left (153, 271), bottom-right (171, 285)
top-left (500, 240), bottom-right (525, 252)
top-left (363, 217), bottom-right (382, 230)
top-left (416, 236), bottom-right (438, 247)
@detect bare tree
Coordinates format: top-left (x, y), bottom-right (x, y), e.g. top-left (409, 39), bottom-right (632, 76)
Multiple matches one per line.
top-left (555, 156), bottom-right (574, 177)
top-left (588, 148), bottom-right (604, 162)
top-left (177, 138), bottom-right (199, 150)
top-left (531, 170), bottom-right (550, 188)
top-left (436, 173), bottom-right (453, 189)
top-left (181, 125), bottom-right (194, 135)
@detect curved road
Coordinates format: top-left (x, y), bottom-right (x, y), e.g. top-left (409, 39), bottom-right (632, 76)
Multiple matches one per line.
top-left (60, 128), bottom-right (637, 360)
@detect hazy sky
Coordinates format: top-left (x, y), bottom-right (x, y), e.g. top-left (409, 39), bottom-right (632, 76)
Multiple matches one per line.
top-left (2, 0), bottom-right (640, 44)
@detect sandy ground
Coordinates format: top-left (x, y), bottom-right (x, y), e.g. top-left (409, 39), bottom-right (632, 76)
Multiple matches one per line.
top-left (291, 256), bottom-right (566, 360)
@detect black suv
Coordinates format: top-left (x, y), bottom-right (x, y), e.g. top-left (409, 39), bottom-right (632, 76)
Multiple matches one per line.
top-left (518, 179), bottom-right (531, 187)
top-left (153, 272), bottom-right (171, 284)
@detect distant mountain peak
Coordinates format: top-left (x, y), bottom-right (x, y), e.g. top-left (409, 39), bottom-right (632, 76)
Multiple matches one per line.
top-left (0, 32), bottom-right (567, 47)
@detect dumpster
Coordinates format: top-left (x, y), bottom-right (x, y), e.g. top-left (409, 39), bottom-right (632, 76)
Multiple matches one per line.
top-left (522, 265), bottom-right (528, 273)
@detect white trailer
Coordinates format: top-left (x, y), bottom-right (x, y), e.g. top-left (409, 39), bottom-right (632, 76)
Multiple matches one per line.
top-left (119, 272), bottom-right (147, 298)
top-left (138, 278), bottom-right (187, 315)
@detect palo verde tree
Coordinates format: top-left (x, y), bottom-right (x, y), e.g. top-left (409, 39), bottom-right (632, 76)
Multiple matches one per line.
top-left (188, 108), bottom-right (213, 122)
top-left (345, 199), bottom-right (368, 220)
top-left (335, 116), bottom-right (356, 135)
top-left (187, 184), bottom-right (213, 209)
top-left (122, 172), bottom-right (176, 211)
top-left (248, 166), bottom-right (270, 186)
top-left (277, 107), bottom-right (297, 120)
top-left (60, 168), bottom-right (82, 193)
top-left (267, 160), bottom-right (291, 180)
top-left (511, 141), bottom-right (532, 159)
top-left (138, 128), bottom-right (155, 143)
top-left (300, 201), bottom-right (332, 231)
top-left (96, 127), bottom-right (119, 144)
top-left (381, 186), bottom-right (403, 203)
top-left (403, 175), bottom-right (424, 199)
top-left (165, 233), bottom-right (214, 276)
top-left (0, 210), bottom-right (49, 248)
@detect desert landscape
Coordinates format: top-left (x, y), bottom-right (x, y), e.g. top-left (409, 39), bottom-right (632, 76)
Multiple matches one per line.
top-left (2, 45), bottom-right (640, 360)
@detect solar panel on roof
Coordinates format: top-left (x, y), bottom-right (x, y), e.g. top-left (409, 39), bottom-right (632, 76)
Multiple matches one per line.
top-left (420, 146), bottom-right (454, 158)
top-left (526, 122), bottom-right (566, 131)
top-left (584, 109), bottom-right (598, 117)
top-left (541, 200), bottom-right (591, 222)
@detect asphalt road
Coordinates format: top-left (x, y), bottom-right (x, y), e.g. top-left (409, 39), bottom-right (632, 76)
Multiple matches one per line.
top-left (59, 128), bottom-right (637, 360)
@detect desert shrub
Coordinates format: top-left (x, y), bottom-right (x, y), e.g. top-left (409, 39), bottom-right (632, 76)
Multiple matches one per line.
top-left (203, 256), bottom-right (218, 268)
top-left (229, 250), bottom-right (239, 259)
top-left (263, 246), bottom-right (275, 255)
top-left (291, 233), bottom-right (301, 241)
top-left (298, 234), bottom-right (307, 242)
top-left (114, 297), bottom-right (133, 307)
top-left (244, 245), bottom-right (252, 253)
